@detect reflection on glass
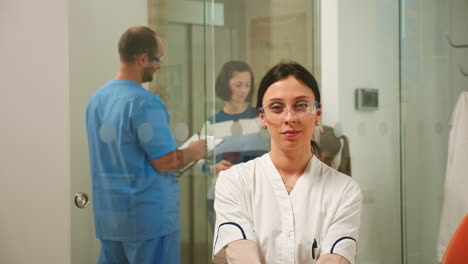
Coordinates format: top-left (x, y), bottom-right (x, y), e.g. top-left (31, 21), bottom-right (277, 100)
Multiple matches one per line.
top-left (318, 124), bottom-right (351, 176)
top-left (200, 61), bottom-right (269, 230)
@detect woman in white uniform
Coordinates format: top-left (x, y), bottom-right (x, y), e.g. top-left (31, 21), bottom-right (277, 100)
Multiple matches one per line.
top-left (212, 62), bottom-right (362, 264)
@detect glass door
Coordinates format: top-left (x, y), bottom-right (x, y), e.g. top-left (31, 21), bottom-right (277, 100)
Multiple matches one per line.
top-left (400, 0), bottom-right (468, 263)
top-left (69, 1), bottom-right (214, 263)
top-left (69, 1), bottom-right (151, 263)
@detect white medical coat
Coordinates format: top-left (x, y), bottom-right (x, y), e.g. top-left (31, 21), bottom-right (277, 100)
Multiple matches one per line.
top-left (437, 91), bottom-right (468, 261)
top-left (213, 153), bottom-right (362, 264)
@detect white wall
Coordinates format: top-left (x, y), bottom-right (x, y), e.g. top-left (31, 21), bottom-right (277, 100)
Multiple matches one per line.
top-left (0, 0), bottom-right (71, 263)
top-left (322, 1), bottom-right (401, 263)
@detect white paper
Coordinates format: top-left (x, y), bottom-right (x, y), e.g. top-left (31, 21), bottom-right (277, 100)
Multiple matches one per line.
top-left (176, 133), bottom-right (224, 176)
top-left (201, 135), bottom-right (224, 153)
top-left (178, 133), bottom-right (200, 150)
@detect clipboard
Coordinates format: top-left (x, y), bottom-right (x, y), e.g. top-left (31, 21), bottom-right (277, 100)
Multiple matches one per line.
top-left (202, 135), bottom-right (225, 153)
top-left (176, 133), bottom-right (224, 177)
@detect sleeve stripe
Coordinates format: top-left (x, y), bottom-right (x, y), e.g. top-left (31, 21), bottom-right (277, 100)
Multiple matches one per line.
top-left (330, 236), bottom-right (357, 254)
top-left (213, 222), bottom-right (247, 251)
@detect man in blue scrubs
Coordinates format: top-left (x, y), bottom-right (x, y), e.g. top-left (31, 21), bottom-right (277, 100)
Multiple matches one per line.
top-left (86, 26), bottom-right (205, 264)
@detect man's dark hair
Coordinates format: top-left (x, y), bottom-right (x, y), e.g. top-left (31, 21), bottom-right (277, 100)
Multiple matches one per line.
top-left (215, 60), bottom-right (255, 102)
top-left (118, 26), bottom-right (158, 63)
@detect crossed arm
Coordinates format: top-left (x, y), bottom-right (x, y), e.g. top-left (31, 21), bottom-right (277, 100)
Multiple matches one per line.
top-left (222, 240), bottom-right (351, 264)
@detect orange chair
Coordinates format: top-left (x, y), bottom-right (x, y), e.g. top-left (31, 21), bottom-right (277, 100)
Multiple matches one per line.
top-left (442, 214), bottom-right (468, 264)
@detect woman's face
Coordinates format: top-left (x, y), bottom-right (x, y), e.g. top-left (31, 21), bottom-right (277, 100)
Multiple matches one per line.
top-left (229, 71), bottom-right (252, 103)
top-left (260, 75), bottom-right (321, 152)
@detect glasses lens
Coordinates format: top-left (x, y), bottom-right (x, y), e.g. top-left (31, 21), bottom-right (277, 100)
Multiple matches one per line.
top-left (262, 102), bottom-right (316, 123)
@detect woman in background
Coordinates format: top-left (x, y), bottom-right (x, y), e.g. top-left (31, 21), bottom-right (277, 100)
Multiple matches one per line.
top-left (200, 60), bottom-right (269, 229)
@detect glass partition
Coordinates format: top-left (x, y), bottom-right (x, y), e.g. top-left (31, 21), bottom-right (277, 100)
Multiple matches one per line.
top-left (401, 0), bottom-right (468, 263)
top-left (159, 0), bottom-right (319, 262)
top-left (68, 0), bottom-right (468, 263)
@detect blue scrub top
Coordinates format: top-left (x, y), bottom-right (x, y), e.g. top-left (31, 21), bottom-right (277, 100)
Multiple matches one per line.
top-left (86, 80), bottom-right (179, 241)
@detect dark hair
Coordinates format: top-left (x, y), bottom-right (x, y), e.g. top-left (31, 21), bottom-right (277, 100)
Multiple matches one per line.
top-left (256, 61), bottom-right (322, 155)
top-left (256, 62), bottom-right (320, 109)
top-left (118, 26), bottom-right (158, 63)
top-left (215, 61), bottom-right (255, 102)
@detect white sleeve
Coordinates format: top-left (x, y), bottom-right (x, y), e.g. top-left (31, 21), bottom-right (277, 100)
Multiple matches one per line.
top-left (320, 179), bottom-right (362, 264)
top-left (212, 169), bottom-right (257, 262)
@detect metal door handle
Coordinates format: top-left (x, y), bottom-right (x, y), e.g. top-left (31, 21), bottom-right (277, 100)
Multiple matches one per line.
top-left (74, 192), bottom-right (90, 208)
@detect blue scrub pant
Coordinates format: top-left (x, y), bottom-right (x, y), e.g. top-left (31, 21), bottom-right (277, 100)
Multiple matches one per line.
top-left (98, 231), bottom-right (180, 264)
